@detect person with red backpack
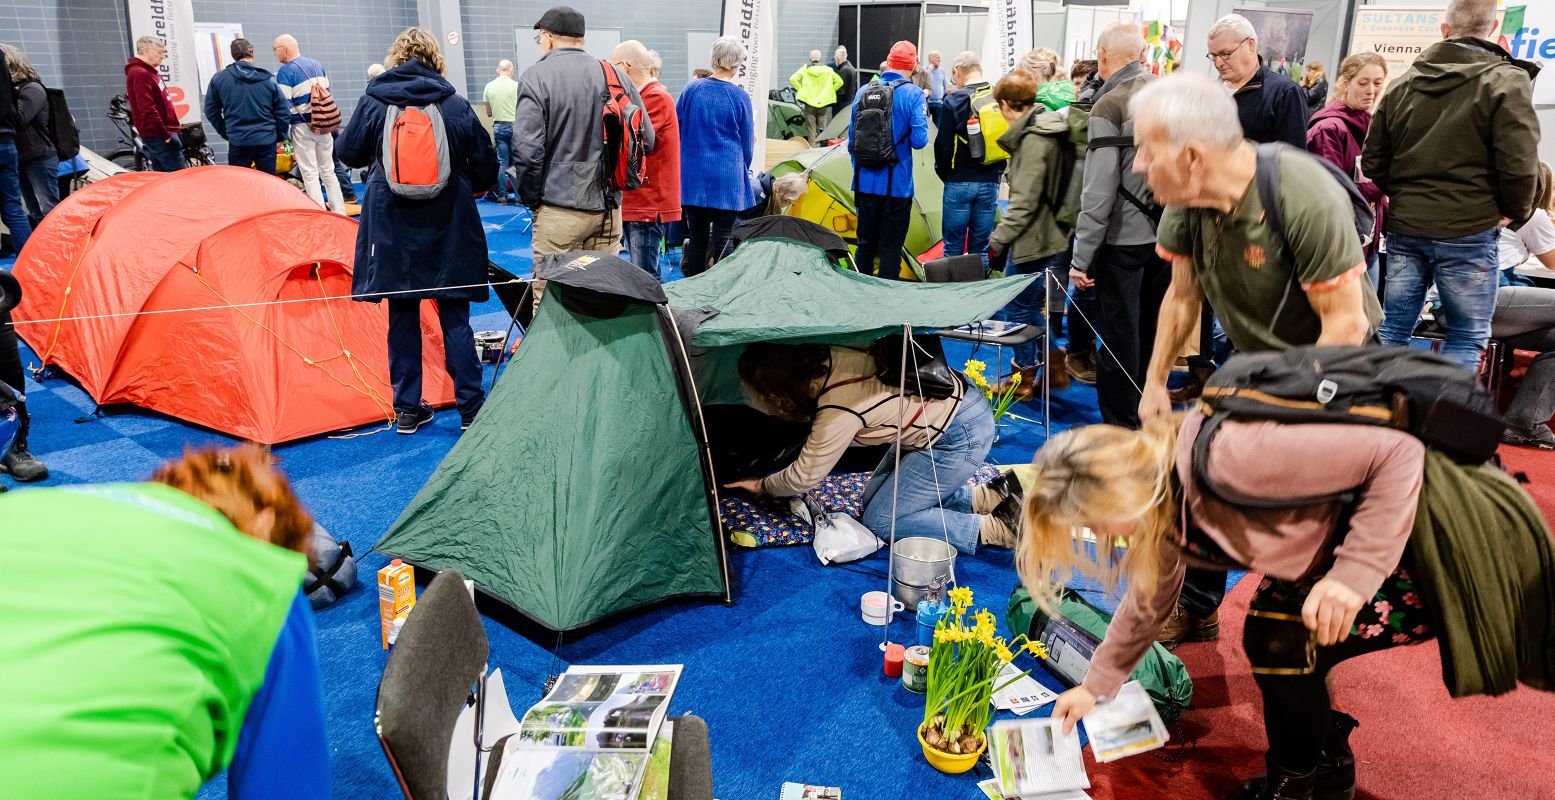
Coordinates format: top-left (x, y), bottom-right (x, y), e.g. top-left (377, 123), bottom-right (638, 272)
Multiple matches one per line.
top-left (336, 27), bottom-right (495, 435)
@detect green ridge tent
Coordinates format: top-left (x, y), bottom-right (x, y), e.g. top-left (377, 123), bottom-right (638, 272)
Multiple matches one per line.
top-left (376, 220), bottom-right (1033, 631)
top-left (772, 144), bottom-right (944, 280)
top-left (767, 100), bottom-right (810, 141)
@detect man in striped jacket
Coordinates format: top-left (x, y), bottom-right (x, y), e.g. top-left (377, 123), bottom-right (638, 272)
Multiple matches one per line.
top-left (273, 34), bottom-right (346, 212)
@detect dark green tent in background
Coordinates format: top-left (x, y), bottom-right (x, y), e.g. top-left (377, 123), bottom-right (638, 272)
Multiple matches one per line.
top-left (377, 219), bottom-right (1033, 631)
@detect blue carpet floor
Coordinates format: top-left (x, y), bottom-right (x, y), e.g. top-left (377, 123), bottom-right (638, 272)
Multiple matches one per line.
top-left (3, 199), bottom-right (1225, 800)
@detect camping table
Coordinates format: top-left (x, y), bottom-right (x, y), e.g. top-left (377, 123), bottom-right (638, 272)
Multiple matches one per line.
top-left (937, 322), bottom-right (1044, 381)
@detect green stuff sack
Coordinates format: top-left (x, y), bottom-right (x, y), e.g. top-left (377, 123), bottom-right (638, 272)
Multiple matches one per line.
top-left (1008, 585), bottom-right (1193, 724)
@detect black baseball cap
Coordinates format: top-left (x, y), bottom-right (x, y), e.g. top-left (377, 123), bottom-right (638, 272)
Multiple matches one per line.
top-left (534, 6), bottom-right (585, 37)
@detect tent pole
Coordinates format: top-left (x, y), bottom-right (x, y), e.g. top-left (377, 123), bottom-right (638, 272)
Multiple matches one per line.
top-left (1043, 270), bottom-right (1053, 436)
top-left (881, 322), bottom-right (911, 653)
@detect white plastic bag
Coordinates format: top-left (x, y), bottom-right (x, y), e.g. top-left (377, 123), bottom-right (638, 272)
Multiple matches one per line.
top-left (795, 495), bottom-right (882, 565)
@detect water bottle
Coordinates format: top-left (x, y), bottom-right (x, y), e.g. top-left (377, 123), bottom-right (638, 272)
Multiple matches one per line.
top-left (966, 114), bottom-right (985, 162)
top-left (917, 576), bottom-right (948, 648)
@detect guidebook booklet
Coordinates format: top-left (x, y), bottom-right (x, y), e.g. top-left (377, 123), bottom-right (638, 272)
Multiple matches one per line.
top-left (978, 779), bottom-right (1090, 800)
top-left (1082, 680), bottom-right (1169, 763)
top-left (488, 664), bottom-right (683, 800)
top-left (779, 783), bottom-right (842, 799)
top-left (988, 717), bottom-right (1090, 797)
top-left (991, 663), bottom-right (1058, 715)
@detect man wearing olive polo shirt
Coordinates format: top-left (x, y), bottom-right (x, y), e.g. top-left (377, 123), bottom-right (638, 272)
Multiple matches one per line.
top-left (1130, 73), bottom-right (1380, 645)
top-left (483, 59), bottom-right (519, 204)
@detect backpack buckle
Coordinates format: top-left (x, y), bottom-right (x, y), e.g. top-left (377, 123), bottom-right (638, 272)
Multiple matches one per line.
top-left (1316, 379), bottom-right (1338, 405)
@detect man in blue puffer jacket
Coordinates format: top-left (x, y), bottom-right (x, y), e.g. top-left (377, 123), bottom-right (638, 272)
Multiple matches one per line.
top-left (203, 38), bottom-right (290, 175)
top-left (848, 40), bottom-right (929, 279)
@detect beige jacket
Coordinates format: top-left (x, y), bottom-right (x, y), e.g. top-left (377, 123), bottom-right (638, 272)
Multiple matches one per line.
top-left (759, 347), bottom-right (965, 497)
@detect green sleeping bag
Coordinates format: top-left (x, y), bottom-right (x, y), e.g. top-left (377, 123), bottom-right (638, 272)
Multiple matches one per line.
top-left (1008, 586), bottom-right (1194, 724)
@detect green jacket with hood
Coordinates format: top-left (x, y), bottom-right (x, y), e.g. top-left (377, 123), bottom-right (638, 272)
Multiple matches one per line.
top-left (988, 106), bottom-right (1069, 264)
top-left (1362, 37), bottom-right (1541, 238)
top-left (789, 63), bottom-right (844, 109)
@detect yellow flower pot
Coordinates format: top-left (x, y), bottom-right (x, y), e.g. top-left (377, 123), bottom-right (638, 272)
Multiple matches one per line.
top-left (917, 724), bottom-right (986, 774)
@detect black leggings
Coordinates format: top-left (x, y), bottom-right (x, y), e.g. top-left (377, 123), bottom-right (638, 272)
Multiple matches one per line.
top-left (0, 310), bottom-right (30, 449)
top-left (1247, 566), bottom-right (1433, 771)
top-left (682, 206), bottom-right (737, 277)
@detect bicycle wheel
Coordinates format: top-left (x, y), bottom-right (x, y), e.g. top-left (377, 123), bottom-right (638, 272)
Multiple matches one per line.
top-left (107, 148), bottom-right (142, 172)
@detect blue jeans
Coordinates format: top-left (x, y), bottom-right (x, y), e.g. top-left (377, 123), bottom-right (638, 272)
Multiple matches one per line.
top-left (19, 154), bottom-right (58, 228)
top-left (999, 251), bottom-right (1071, 367)
top-left (387, 298), bottom-right (485, 422)
top-left (228, 143), bottom-right (277, 175)
top-left (492, 122), bottom-right (516, 199)
top-left (144, 135), bottom-right (185, 172)
top-left (624, 220), bottom-right (665, 279)
top-left (941, 181), bottom-right (1000, 269)
top-left (0, 142), bottom-right (32, 253)
top-left (860, 387), bottom-right (996, 555)
top-left (1377, 229), bottom-right (1499, 371)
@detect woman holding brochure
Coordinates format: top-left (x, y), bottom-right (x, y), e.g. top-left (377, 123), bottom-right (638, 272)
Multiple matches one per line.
top-left (1014, 414), bottom-right (1555, 800)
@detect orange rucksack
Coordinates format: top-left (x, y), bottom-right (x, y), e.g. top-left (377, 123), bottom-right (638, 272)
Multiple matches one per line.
top-left (599, 60), bottom-right (647, 193)
top-left (382, 102), bottom-right (449, 199)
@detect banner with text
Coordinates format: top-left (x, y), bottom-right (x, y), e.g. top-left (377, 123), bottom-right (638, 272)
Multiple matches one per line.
top-left (981, 0), bottom-right (1033, 83)
top-left (126, 0), bottom-right (200, 123)
top-left (722, 0), bottom-right (775, 171)
top-left (1349, 6), bottom-right (1549, 102)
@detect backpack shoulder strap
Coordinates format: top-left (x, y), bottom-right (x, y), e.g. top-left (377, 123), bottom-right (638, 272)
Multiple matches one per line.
top-left (1254, 142), bottom-right (1286, 250)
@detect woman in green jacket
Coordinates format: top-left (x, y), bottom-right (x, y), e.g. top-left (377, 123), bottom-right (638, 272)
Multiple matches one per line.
top-left (986, 69), bottom-right (1073, 398)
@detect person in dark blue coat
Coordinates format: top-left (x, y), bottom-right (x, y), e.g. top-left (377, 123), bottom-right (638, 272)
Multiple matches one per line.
top-left (337, 27), bottom-right (496, 434)
top-left (203, 38), bottom-right (290, 174)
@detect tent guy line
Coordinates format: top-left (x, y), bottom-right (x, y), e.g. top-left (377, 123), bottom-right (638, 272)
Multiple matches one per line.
top-left (2, 278), bottom-right (526, 327)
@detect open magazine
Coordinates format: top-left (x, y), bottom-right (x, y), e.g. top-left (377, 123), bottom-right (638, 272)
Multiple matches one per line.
top-left (488, 664), bottom-right (683, 800)
top-left (988, 717), bottom-right (1090, 797)
top-left (1081, 681), bottom-right (1169, 763)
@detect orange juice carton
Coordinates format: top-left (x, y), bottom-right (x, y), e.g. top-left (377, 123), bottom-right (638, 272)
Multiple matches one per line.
top-left (378, 559), bottom-right (416, 649)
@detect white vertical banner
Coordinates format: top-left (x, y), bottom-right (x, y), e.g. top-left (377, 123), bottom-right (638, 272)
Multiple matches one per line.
top-left (126, 0), bottom-right (200, 123)
top-left (722, 0), bottom-right (775, 173)
top-left (981, 0), bottom-right (1033, 84)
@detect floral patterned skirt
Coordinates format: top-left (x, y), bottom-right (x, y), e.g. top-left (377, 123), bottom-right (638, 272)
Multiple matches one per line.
top-left (1251, 563), bottom-right (1435, 646)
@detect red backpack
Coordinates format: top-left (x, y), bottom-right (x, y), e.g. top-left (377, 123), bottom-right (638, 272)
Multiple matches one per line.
top-left (381, 103), bottom-right (449, 199)
top-left (598, 60), bottom-right (647, 193)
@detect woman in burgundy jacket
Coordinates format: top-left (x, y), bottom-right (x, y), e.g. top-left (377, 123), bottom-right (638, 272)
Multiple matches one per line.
top-left (1307, 52), bottom-right (1389, 289)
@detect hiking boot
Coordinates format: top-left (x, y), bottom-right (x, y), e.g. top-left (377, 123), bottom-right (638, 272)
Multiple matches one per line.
top-left (1, 445), bottom-right (48, 482)
top-left (1233, 756), bottom-right (1317, 800)
top-left (997, 362), bottom-right (1038, 402)
top-left (1169, 365), bottom-right (1215, 404)
top-left (1066, 351), bottom-right (1097, 385)
top-left (979, 500), bottom-right (1021, 549)
top-left (1043, 344), bottom-right (1071, 390)
top-left (1502, 424), bottom-right (1555, 450)
top-left (972, 469), bottom-right (1024, 515)
top-left (395, 403), bottom-right (434, 435)
top-left (1156, 604), bottom-right (1220, 645)
top-left (1237, 714), bottom-right (1358, 800)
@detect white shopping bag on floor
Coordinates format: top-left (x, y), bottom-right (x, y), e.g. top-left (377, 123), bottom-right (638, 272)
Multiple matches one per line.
top-left (795, 495), bottom-right (881, 565)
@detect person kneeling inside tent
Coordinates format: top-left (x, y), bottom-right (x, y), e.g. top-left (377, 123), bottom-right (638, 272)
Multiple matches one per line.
top-left (0, 444), bottom-right (330, 798)
top-left (723, 342), bottom-right (1022, 552)
top-left (1019, 415), bottom-right (1555, 800)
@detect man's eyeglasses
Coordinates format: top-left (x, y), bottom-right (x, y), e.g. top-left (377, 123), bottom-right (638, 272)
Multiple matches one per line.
top-left (1206, 37), bottom-right (1251, 63)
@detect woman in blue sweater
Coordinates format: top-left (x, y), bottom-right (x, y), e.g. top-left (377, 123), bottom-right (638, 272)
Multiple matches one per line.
top-left (676, 36), bottom-right (756, 276)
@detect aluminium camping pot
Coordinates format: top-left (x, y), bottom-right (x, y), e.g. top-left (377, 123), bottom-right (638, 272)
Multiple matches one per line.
top-left (890, 537), bottom-right (956, 611)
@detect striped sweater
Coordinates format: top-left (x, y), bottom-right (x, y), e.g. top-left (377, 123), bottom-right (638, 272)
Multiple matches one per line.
top-left (276, 56), bottom-right (329, 126)
top-left (759, 347), bottom-right (964, 497)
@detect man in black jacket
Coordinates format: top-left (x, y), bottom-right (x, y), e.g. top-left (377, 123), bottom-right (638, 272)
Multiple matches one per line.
top-left (0, 46), bottom-right (33, 257)
top-left (1208, 14), bottom-right (1307, 148)
top-left (934, 51), bottom-right (1005, 269)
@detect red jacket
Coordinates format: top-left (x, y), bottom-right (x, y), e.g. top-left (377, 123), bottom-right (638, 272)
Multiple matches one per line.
top-left (125, 57), bottom-right (179, 140)
top-left (1307, 101), bottom-right (1386, 255)
top-left (622, 80), bottom-right (681, 223)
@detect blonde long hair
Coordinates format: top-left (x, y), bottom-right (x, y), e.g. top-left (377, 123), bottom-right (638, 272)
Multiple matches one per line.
top-left (1332, 52), bottom-right (1387, 104)
top-left (385, 27), bottom-right (445, 75)
top-left (1017, 416), bottom-right (1181, 614)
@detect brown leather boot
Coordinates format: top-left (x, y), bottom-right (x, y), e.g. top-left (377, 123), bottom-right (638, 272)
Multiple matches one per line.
top-left (1156, 604), bottom-right (1220, 645)
top-left (1043, 343), bottom-right (1070, 390)
top-left (996, 361), bottom-right (1038, 402)
top-left (1168, 364), bottom-right (1214, 404)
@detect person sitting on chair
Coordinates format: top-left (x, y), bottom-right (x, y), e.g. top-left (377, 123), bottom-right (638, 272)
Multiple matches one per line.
top-left (722, 341), bottom-right (1021, 553)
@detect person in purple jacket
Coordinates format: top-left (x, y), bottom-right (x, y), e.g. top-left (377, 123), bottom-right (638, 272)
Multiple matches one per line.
top-left (1307, 52), bottom-right (1389, 288)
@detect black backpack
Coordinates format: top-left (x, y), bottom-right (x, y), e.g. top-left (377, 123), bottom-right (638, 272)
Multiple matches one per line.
top-left (1255, 142), bottom-right (1375, 250)
top-left (852, 78), bottom-right (904, 168)
top-left (1192, 346), bottom-right (1504, 508)
top-left (869, 333), bottom-right (959, 400)
top-left (29, 81), bottom-right (80, 162)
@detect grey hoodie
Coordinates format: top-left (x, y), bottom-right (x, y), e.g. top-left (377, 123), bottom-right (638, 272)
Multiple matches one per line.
top-left (1071, 61), bottom-right (1157, 274)
top-left (512, 47), bottom-right (654, 212)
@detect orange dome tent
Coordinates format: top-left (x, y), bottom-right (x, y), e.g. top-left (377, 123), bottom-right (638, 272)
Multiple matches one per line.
top-left (11, 167), bottom-right (457, 444)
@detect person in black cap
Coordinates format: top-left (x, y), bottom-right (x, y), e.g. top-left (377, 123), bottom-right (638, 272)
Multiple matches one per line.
top-left (512, 5), bottom-right (653, 310)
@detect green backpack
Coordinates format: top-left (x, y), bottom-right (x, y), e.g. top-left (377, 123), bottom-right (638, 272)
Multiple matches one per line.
top-left (1008, 585), bottom-right (1194, 724)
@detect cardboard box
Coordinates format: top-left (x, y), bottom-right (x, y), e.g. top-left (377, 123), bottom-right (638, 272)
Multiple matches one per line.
top-left (378, 559), bottom-right (416, 649)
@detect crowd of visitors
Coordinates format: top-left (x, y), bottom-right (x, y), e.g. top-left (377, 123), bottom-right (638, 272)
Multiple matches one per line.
top-left (3, 0), bottom-right (1555, 797)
